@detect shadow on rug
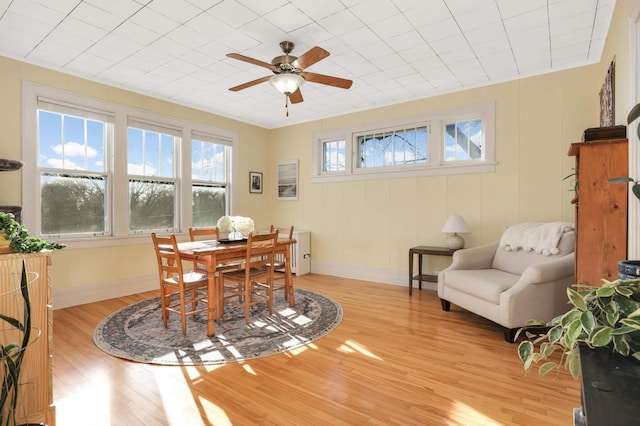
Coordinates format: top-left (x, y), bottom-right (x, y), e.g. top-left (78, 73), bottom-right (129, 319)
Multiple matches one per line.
top-left (93, 288), bottom-right (343, 365)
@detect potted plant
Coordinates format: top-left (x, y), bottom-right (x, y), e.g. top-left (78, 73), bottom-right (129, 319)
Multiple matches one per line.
top-left (0, 262), bottom-right (34, 426)
top-left (0, 213), bottom-right (64, 253)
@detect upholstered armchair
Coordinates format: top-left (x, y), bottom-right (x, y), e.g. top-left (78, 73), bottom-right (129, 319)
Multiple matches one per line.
top-left (437, 223), bottom-right (576, 342)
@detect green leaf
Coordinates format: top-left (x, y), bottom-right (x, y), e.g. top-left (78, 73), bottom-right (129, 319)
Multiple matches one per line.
top-left (561, 310), bottom-right (582, 327)
top-left (613, 335), bottom-right (630, 356)
top-left (566, 319), bottom-right (583, 343)
top-left (548, 325), bottom-right (564, 343)
top-left (580, 311), bottom-right (595, 332)
top-left (608, 176), bottom-right (635, 183)
top-left (606, 310), bottom-right (620, 327)
top-left (591, 326), bottom-right (614, 347)
top-left (615, 285), bottom-right (634, 297)
top-left (596, 285), bottom-right (616, 297)
top-left (539, 362), bottom-right (558, 377)
top-left (617, 297), bottom-right (640, 317)
top-left (518, 341), bottom-right (533, 362)
top-left (567, 352), bottom-right (582, 379)
top-left (612, 326), bottom-right (637, 335)
top-left (568, 287), bottom-right (588, 311)
top-left (633, 183), bottom-right (640, 201)
top-left (627, 308), bottom-right (640, 319)
top-left (620, 318), bottom-right (640, 330)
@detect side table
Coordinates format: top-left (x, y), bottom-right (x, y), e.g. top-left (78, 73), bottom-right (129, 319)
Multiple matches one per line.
top-left (409, 246), bottom-right (458, 295)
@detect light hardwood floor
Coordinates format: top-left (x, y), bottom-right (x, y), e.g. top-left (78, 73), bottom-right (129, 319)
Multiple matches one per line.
top-left (52, 274), bottom-right (580, 425)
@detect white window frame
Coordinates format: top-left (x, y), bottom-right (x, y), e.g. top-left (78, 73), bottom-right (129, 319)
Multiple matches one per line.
top-left (22, 81), bottom-right (238, 248)
top-left (312, 101), bottom-right (496, 183)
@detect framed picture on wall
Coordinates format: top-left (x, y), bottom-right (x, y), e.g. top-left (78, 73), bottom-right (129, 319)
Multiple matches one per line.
top-left (277, 160), bottom-right (298, 200)
top-left (249, 171), bottom-right (262, 194)
top-left (600, 59), bottom-right (615, 127)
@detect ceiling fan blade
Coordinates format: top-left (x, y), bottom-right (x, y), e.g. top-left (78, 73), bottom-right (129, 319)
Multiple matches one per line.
top-left (226, 53), bottom-right (274, 70)
top-left (291, 46), bottom-right (330, 70)
top-left (304, 72), bottom-right (353, 89)
top-left (229, 76), bottom-right (271, 92)
top-left (289, 88), bottom-right (303, 104)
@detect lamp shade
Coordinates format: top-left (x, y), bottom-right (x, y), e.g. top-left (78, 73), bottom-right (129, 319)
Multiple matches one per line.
top-left (441, 215), bottom-right (470, 234)
top-left (269, 73), bottom-right (305, 94)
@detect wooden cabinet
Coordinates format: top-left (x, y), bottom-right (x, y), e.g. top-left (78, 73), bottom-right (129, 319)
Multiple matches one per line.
top-left (0, 252), bottom-right (55, 425)
top-left (568, 139), bottom-right (628, 286)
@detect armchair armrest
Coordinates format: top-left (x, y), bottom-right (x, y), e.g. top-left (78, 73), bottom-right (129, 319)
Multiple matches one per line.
top-left (444, 242), bottom-right (499, 271)
top-left (517, 252), bottom-right (575, 285)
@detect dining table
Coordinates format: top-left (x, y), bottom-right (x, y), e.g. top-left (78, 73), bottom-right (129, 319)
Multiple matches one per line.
top-left (175, 237), bottom-right (296, 337)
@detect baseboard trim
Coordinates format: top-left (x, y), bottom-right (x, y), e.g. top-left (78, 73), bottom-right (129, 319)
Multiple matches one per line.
top-left (54, 263), bottom-right (437, 310)
top-left (53, 274), bottom-right (157, 310)
top-left (310, 261), bottom-right (437, 291)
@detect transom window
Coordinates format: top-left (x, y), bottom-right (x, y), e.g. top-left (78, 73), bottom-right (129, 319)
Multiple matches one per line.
top-left (313, 101), bottom-right (495, 182)
top-left (356, 126), bottom-right (427, 169)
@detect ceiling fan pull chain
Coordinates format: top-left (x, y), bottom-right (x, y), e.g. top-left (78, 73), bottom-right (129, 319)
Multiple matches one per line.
top-left (285, 94), bottom-right (289, 117)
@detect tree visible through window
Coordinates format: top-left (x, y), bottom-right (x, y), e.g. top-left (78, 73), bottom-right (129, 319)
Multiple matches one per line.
top-left (38, 107), bottom-right (110, 235)
top-left (127, 122), bottom-right (178, 232)
top-left (191, 135), bottom-right (230, 227)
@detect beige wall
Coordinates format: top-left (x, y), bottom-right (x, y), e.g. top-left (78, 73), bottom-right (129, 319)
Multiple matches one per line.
top-left (267, 67), bottom-right (601, 281)
top-left (0, 0), bottom-right (631, 304)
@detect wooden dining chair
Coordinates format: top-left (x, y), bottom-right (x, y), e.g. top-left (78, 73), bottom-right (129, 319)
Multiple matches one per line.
top-left (269, 225), bottom-right (294, 300)
top-left (151, 232), bottom-right (211, 335)
top-left (188, 226), bottom-right (243, 272)
top-left (219, 230), bottom-right (279, 323)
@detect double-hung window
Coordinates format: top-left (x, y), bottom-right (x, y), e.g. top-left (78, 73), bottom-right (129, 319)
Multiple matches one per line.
top-left (127, 119), bottom-right (180, 233)
top-left (37, 99), bottom-right (113, 237)
top-left (313, 101), bottom-right (495, 182)
top-left (24, 82), bottom-right (237, 245)
top-left (191, 131), bottom-right (231, 227)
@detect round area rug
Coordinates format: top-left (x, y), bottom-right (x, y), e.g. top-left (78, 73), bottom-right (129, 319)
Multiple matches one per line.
top-left (93, 288), bottom-right (342, 365)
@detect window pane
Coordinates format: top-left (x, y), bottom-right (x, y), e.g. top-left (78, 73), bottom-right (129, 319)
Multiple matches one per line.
top-left (322, 139), bottom-right (345, 172)
top-left (192, 139), bottom-right (226, 182)
top-left (444, 119), bottom-right (483, 161)
top-left (41, 173), bottom-right (106, 234)
top-left (127, 127), bottom-right (175, 177)
top-left (192, 184), bottom-right (226, 227)
top-left (358, 126), bottom-right (427, 168)
top-left (38, 110), bottom-right (106, 172)
top-left (129, 180), bottom-right (175, 230)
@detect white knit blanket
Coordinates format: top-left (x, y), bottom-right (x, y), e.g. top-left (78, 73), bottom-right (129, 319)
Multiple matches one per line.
top-left (499, 222), bottom-right (575, 256)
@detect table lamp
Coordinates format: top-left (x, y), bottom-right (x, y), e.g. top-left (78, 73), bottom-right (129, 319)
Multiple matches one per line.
top-left (441, 214), bottom-right (470, 249)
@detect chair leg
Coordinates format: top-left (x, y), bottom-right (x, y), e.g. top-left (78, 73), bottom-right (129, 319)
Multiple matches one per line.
top-left (161, 286), bottom-right (169, 327)
top-left (179, 291), bottom-right (187, 335)
top-left (440, 299), bottom-right (451, 311)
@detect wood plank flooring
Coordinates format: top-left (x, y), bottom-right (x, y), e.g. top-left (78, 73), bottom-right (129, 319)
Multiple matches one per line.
top-left (52, 274), bottom-right (580, 425)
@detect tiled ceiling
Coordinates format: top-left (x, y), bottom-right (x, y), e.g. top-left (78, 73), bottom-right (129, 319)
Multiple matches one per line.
top-left (0, 0), bottom-right (616, 129)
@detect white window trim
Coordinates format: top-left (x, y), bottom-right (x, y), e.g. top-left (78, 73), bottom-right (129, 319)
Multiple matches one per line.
top-left (22, 81), bottom-right (238, 248)
top-left (312, 101), bottom-right (496, 183)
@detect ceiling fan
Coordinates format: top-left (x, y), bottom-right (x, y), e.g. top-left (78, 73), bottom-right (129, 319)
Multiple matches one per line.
top-left (226, 41), bottom-right (353, 116)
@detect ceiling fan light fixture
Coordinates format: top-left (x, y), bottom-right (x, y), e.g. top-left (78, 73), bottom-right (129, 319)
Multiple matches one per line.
top-left (269, 73), bottom-right (304, 94)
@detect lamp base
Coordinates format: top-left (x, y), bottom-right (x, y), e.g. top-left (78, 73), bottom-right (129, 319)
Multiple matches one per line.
top-left (447, 234), bottom-right (465, 250)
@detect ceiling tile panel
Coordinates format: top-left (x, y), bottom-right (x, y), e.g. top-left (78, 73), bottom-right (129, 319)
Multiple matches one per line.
top-left (0, 0), bottom-right (617, 128)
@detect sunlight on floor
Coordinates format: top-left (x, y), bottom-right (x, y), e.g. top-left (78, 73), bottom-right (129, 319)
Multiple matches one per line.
top-left (338, 340), bottom-right (383, 360)
top-left (155, 368), bottom-right (232, 425)
top-left (446, 401), bottom-right (503, 426)
top-left (55, 383), bottom-right (111, 426)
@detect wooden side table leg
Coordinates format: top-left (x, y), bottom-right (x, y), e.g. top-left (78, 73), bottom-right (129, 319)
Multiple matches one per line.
top-left (409, 250), bottom-right (414, 295)
top-left (418, 254), bottom-right (423, 290)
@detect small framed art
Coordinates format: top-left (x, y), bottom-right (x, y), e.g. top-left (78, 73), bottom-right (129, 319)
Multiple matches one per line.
top-left (277, 160), bottom-right (298, 200)
top-left (249, 171), bottom-right (263, 194)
